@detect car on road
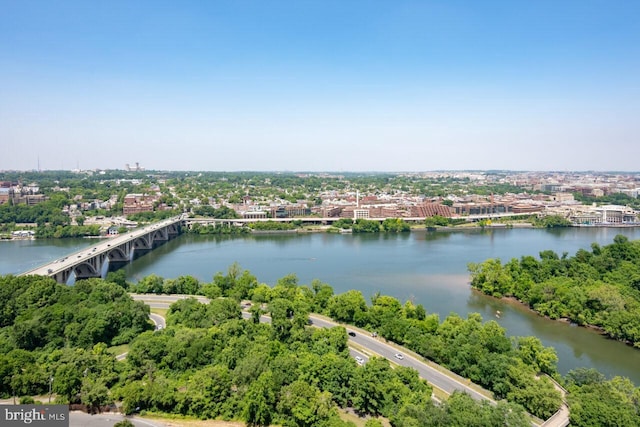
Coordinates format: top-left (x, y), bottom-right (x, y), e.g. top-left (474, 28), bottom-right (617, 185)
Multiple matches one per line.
top-left (348, 331), bottom-right (356, 337)
top-left (394, 353), bottom-right (404, 360)
top-left (355, 356), bottom-right (364, 365)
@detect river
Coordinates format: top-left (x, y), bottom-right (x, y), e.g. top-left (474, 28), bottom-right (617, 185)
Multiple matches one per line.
top-left (2, 226), bottom-right (639, 384)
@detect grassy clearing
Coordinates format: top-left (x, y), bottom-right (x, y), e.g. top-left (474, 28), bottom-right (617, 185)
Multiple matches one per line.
top-left (151, 308), bottom-right (168, 317)
top-left (106, 344), bottom-right (129, 356)
top-left (337, 408), bottom-right (390, 427)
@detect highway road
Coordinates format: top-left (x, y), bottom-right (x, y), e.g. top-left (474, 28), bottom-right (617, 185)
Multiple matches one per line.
top-left (314, 319), bottom-right (492, 402)
top-left (131, 294), bottom-right (492, 401)
top-left (149, 313), bottom-right (166, 330)
top-left (130, 293), bottom-right (569, 426)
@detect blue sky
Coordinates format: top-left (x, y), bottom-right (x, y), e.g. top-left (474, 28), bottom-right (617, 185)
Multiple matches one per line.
top-left (1, 1), bottom-right (639, 172)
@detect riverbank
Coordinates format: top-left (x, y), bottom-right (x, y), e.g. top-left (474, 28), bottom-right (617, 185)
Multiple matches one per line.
top-left (497, 294), bottom-right (639, 349)
top-left (472, 279), bottom-right (640, 352)
top-left (11, 220), bottom-right (640, 240)
top-left (427, 222), bottom-right (536, 232)
top-left (5, 227), bottom-right (640, 383)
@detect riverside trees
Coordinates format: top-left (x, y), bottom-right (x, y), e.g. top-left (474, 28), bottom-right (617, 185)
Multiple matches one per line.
top-left (468, 235), bottom-right (640, 347)
top-left (0, 273), bottom-right (531, 425)
top-left (128, 265), bottom-right (563, 419)
top-left (3, 267), bottom-right (638, 425)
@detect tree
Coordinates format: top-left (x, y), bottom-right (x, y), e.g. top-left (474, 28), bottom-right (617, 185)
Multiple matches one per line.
top-left (243, 371), bottom-right (276, 427)
top-left (352, 219), bottom-right (380, 233)
top-left (181, 365), bottom-right (232, 418)
top-left (328, 290), bottom-right (368, 324)
top-left (311, 279), bottom-right (334, 313)
top-left (424, 215), bottom-right (449, 228)
top-left (105, 270), bottom-right (128, 289)
top-left (468, 259), bottom-right (513, 297)
top-left (134, 274), bottom-right (164, 294)
top-left (382, 218), bottom-right (410, 232)
top-left (53, 363), bottom-right (83, 403)
top-left (566, 368), bottom-right (605, 387)
top-left (568, 380), bottom-right (640, 427)
top-left (269, 298), bottom-right (294, 341)
top-left (350, 357), bottom-right (395, 416)
top-left (505, 361), bottom-right (561, 419)
top-left (277, 380), bottom-right (336, 427)
top-left (513, 336), bottom-right (558, 375)
top-left (80, 377), bottom-right (111, 414)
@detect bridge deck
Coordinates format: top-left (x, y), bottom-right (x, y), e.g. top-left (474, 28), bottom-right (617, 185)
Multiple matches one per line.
top-left (20, 216), bottom-right (183, 282)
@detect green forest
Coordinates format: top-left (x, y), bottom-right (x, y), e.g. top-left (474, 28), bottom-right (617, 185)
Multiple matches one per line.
top-left (468, 235), bottom-right (640, 347)
top-left (1, 266), bottom-right (639, 426)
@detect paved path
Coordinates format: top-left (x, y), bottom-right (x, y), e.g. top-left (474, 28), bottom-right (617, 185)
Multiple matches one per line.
top-left (69, 411), bottom-right (167, 427)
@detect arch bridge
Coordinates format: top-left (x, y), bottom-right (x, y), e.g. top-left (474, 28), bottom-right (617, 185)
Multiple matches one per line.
top-left (20, 216), bottom-right (183, 284)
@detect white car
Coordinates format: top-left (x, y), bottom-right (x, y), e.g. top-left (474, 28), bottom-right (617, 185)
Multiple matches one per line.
top-left (394, 353), bottom-right (404, 360)
top-left (355, 356), bottom-right (364, 365)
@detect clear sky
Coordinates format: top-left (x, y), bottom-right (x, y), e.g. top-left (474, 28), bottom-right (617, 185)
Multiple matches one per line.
top-left (1, 1), bottom-right (639, 172)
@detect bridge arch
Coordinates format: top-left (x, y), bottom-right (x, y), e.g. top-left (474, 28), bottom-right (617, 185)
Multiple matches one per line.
top-left (107, 247), bottom-right (128, 263)
top-left (73, 261), bottom-right (99, 280)
top-left (19, 216), bottom-right (184, 283)
top-left (132, 236), bottom-right (152, 250)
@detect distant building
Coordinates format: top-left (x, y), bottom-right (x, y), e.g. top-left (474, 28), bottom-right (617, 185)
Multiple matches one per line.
top-left (319, 206), bottom-right (343, 217)
top-left (0, 188), bottom-right (9, 205)
top-left (123, 193), bottom-right (159, 215)
top-left (567, 204), bottom-right (638, 225)
top-left (553, 193), bottom-right (575, 203)
top-left (269, 204), bottom-right (310, 218)
top-left (510, 204), bottom-right (543, 214)
top-left (242, 210), bottom-right (268, 219)
top-left (125, 162), bottom-right (145, 172)
top-left (353, 209), bottom-right (370, 219)
top-left (411, 203), bottom-right (452, 218)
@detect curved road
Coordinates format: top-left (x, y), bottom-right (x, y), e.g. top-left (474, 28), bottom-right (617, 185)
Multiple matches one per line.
top-left (131, 294), bottom-right (491, 401)
top-left (130, 294), bottom-right (569, 426)
top-left (69, 412), bottom-right (167, 427)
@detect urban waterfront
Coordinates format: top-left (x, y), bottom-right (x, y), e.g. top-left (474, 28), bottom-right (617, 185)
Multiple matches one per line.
top-left (3, 226), bottom-right (640, 384)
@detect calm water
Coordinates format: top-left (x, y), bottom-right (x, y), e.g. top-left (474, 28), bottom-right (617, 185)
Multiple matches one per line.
top-left (2, 227), bottom-right (640, 384)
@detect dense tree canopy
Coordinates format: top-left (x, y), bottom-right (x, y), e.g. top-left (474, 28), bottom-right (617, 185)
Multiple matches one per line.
top-left (468, 236), bottom-right (640, 347)
top-left (3, 268), bottom-right (638, 425)
top-left (0, 275), bottom-right (152, 401)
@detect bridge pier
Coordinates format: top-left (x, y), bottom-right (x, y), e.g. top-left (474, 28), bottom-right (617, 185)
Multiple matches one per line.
top-left (20, 217), bottom-right (183, 284)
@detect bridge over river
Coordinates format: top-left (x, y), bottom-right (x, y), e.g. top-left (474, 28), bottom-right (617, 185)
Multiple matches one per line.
top-left (20, 211), bottom-right (534, 284)
top-left (20, 216), bottom-right (183, 284)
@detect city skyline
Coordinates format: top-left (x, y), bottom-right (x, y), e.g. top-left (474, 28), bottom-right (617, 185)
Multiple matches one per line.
top-left (1, 1), bottom-right (639, 172)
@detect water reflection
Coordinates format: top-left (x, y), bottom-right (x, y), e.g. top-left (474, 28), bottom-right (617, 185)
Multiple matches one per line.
top-left (3, 227), bottom-right (640, 384)
top-left (467, 288), bottom-right (640, 379)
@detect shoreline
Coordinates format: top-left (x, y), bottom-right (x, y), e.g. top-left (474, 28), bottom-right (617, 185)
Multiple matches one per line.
top-left (5, 221), bottom-right (640, 240)
top-left (477, 290), bottom-right (637, 348)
